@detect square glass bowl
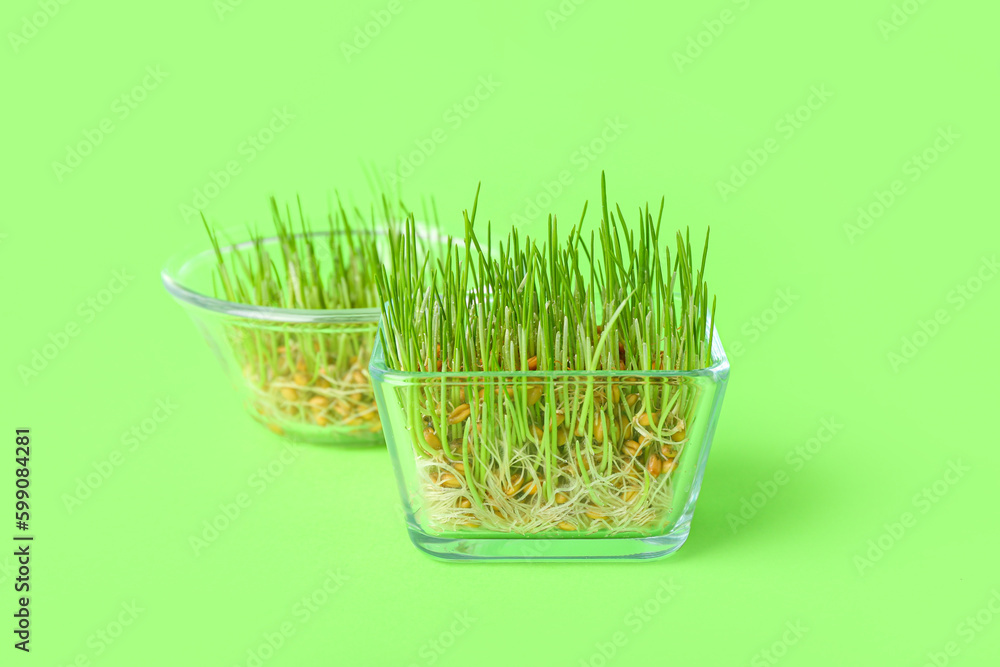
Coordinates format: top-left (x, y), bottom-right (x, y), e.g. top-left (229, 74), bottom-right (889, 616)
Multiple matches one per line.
top-left (369, 322), bottom-right (730, 560)
top-left (162, 230), bottom-right (386, 445)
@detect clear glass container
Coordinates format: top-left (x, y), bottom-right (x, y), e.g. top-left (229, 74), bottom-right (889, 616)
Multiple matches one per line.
top-left (370, 321), bottom-right (730, 560)
top-left (162, 230), bottom-right (388, 445)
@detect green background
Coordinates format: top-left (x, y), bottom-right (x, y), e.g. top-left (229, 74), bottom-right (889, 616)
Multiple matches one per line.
top-left (4, 1), bottom-right (1000, 665)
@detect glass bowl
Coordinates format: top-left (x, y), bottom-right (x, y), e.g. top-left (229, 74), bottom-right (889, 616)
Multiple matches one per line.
top-left (369, 318), bottom-right (730, 560)
top-left (163, 229), bottom-right (390, 445)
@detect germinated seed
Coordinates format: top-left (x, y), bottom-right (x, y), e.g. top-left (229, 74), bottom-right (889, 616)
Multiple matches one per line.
top-left (423, 427), bottom-right (442, 450)
top-left (448, 403), bottom-right (472, 424)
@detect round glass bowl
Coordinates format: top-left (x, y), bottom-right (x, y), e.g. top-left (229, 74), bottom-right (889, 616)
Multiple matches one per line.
top-left (162, 229), bottom-right (386, 445)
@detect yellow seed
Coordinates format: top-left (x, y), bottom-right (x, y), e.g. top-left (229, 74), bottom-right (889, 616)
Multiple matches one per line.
top-left (585, 508), bottom-right (605, 520)
top-left (639, 434), bottom-right (652, 450)
top-left (638, 411), bottom-right (660, 427)
top-left (368, 422), bottom-right (381, 432)
top-left (504, 474), bottom-right (524, 496)
top-left (624, 488), bottom-right (640, 503)
top-left (625, 393), bottom-right (639, 407)
top-left (672, 428), bottom-right (686, 442)
top-left (423, 427), bottom-right (442, 450)
top-left (448, 403), bottom-right (472, 424)
top-left (527, 356), bottom-right (538, 370)
top-left (646, 455), bottom-right (663, 478)
top-left (352, 370), bottom-right (367, 385)
top-left (557, 521), bottom-right (577, 531)
top-left (555, 492), bottom-right (569, 504)
top-left (526, 385), bottom-right (543, 406)
top-left (437, 472), bottom-right (461, 488)
top-left (452, 461), bottom-right (466, 474)
top-left (624, 439), bottom-right (642, 457)
top-left (293, 372), bottom-right (309, 386)
top-left (660, 444), bottom-right (675, 459)
top-left (315, 377), bottom-right (331, 389)
top-left (280, 387), bottom-right (298, 401)
top-left (611, 385), bottom-right (621, 404)
top-left (531, 425), bottom-right (545, 440)
top-left (523, 478), bottom-right (541, 495)
top-left (267, 423), bottom-right (284, 435)
top-left (593, 415), bottom-right (605, 443)
top-left (553, 410), bottom-right (566, 426)
top-left (457, 497), bottom-right (472, 509)
top-left (314, 414), bottom-right (329, 427)
top-left (556, 428), bottom-right (567, 446)
top-left (296, 358), bottom-right (307, 372)
top-left (309, 395), bottom-right (329, 409)
top-left (333, 401), bottom-right (351, 418)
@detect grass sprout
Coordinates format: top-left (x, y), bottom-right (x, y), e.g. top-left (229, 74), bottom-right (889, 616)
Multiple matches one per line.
top-left (202, 193), bottom-right (419, 439)
top-left (375, 173), bottom-right (718, 535)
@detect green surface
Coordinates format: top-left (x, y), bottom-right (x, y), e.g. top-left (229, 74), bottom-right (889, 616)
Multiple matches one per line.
top-left (3, 1), bottom-right (999, 665)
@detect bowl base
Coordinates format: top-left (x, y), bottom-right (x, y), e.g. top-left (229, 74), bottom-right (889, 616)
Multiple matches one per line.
top-left (249, 414), bottom-right (384, 446)
top-left (405, 522), bottom-right (691, 561)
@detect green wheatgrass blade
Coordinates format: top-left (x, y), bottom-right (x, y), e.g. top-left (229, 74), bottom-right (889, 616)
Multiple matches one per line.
top-left (374, 176), bottom-right (716, 535)
top-left (199, 188), bottom-right (419, 438)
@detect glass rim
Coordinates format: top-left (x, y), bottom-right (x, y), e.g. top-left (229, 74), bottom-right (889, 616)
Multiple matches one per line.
top-left (369, 320), bottom-right (730, 382)
top-left (161, 224), bottom-right (451, 324)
